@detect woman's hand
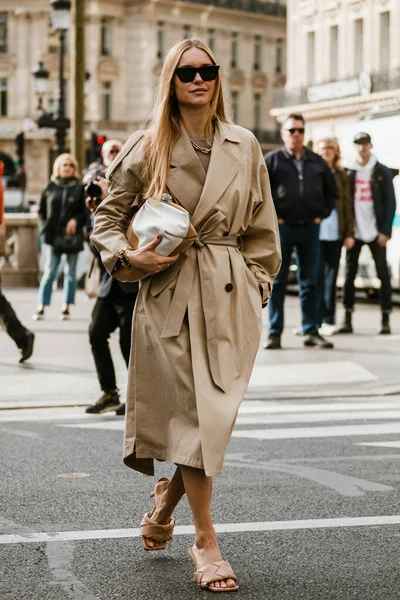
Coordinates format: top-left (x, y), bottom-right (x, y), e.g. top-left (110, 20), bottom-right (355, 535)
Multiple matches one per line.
top-left (126, 235), bottom-right (179, 274)
top-left (66, 218), bottom-right (77, 236)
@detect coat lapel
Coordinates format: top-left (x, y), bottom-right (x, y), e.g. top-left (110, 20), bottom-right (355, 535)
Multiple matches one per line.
top-left (191, 122), bottom-right (241, 227)
top-left (167, 125), bottom-right (206, 216)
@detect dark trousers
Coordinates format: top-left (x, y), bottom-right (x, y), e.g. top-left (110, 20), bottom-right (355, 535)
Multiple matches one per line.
top-left (269, 222), bottom-right (320, 335)
top-left (317, 240), bottom-right (343, 326)
top-left (89, 285), bottom-right (136, 393)
top-left (342, 239), bottom-right (392, 313)
top-left (0, 292), bottom-right (29, 348)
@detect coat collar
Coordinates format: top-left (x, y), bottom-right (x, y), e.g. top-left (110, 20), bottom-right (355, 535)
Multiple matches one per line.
top-left (167, 120), bottom-right (241, 225)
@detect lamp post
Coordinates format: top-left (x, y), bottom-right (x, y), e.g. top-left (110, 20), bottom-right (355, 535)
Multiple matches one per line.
top-left (32, 0), bottom-right (71, 157)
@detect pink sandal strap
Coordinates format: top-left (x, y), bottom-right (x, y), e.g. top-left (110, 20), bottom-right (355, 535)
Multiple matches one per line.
top-left (194, 560), bottom-right (238, 590)
top-left (140, 513), bottom-right (175, 543)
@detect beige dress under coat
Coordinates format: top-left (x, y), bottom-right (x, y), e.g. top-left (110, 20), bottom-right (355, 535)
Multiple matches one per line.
top-left (91, 121), bottom-right (281, 477)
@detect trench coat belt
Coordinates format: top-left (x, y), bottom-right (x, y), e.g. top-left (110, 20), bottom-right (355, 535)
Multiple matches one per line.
top-left (160, 234), bottom-right (239, 391)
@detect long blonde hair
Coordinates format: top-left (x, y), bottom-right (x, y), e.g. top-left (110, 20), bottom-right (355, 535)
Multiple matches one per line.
top-left (52, 153), bottom-right (79, 178)
top-left (315, 137), bottom-right (341, 170)
top-left (143, 38), bottom-right (230, 200)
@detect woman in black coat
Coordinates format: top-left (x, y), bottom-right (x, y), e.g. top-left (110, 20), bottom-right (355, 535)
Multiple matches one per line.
top-left (33, 153), bottom-right (86, 321)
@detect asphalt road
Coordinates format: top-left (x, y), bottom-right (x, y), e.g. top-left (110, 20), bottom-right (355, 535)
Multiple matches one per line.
top-left (2, 397), bottom-right (400, 600)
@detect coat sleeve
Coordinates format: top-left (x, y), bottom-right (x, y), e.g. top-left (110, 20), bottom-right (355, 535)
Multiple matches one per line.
top-left (321, 162), bottom-right (338, 219)
top-left (240, 137), bottom-right (282, 307)
top-left (341, 170), bottom-right (355, 238)
top-left (90, 132), bottom-right (146, 274)
top-left (381, 166), bottom-right (396, 238)
top-left (38, 185), bottom-right (49, 233)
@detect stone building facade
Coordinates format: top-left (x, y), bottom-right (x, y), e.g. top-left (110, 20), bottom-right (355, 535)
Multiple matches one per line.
top-left (271, 0), bottom-right (400, 164)
top-left (0, 0), bottom-right (286, 198)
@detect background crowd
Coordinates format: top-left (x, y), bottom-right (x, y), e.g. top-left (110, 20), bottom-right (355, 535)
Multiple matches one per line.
top-left (0, 115), bottom-right (396, 411)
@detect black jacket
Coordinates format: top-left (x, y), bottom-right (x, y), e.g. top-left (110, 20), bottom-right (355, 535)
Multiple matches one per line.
top-left (38, 177), bottom-right (86, 245)
top-left (265, 147), bottom-right (337, 224)
top-left (347, 161), bottom-right (396, 238)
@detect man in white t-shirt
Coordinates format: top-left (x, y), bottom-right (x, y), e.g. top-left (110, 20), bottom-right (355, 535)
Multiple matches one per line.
top-left (339, 132), bottom-right (396, 334)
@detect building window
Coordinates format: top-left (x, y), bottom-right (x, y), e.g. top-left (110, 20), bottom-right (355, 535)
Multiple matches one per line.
top-left (380, 12), bottom-right (390, 71)
top-left (101, 81), bottom-right (112, 120)
top-left (231, 32), bottom-right (238, 69)
top-left (231, 90), bottom-right (239, 123)
top-left (253, 36), bottom-right (262, 71)
top-left (0, 13), bottom-right (7, 53)
top-left (330, 25), bottom-right (338, 80)
top-left (307, 31), bottom-right (315, 84)
top-left (207, 29), bottom-right (216, 53)
top-left (0, 79), bottom-right (7, 115)
top-left (157, 21), bottom-right (165, 59)
top-left (354, 18), bottom-right (364, 73)
top-left (254, 93), bottom-right (262, 132)
top-left (183, 25), bottom-right (191, 39)
top-left (276, 38), bottom-right (284, 74)
top-left (101, 18), bottom-right (113, 56)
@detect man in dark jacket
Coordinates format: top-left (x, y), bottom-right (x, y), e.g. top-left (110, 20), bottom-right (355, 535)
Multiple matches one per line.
top-left (339, 132), bottom-right (396, 335)
top-left (84, 142), bottom-right (138, 415)
top-left (264, 114), bottom-right (338, 349)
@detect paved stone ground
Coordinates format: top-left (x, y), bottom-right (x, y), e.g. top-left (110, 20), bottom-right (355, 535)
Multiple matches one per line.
top-left (1, 287), bottom-right (399, 408)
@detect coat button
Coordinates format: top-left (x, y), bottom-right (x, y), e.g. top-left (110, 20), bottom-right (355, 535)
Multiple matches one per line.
top-left (223, 232), bottom-right (229, 236)
top-left (225, 283), bottom-right (234, 292)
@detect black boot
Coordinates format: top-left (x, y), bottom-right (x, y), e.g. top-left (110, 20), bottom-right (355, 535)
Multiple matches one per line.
top-left (338, 310), bottom-right (353, 334)
top-left (263, 334), bottom-right (281, 350)
top-left (380, 313), bottom-right (391, 335)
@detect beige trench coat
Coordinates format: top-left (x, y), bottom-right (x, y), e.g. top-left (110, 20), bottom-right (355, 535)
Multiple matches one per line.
top-left (91, 121), bottom-right (281, 477)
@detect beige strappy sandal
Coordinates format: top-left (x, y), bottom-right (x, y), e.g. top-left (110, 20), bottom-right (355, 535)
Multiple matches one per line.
top-left (140, 478), bottom-right (175, 552)
top-left (188, 547), bottom-right (239, 593)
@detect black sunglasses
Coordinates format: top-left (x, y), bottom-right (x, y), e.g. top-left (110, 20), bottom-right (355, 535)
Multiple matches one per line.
top-left (174, 65), bottom-right (220, 83)
top-left (285, 128), bottom-right (305, 135)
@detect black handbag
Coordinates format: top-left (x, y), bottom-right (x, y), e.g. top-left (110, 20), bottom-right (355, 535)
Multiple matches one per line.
top-left (53, 231), bottom-right (84, 255)
top-left (52, 183), bottom-right (84, 255)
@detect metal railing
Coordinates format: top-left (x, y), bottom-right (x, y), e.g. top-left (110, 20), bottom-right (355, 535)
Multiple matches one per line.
top-left (182, 0), bottom-right (286, 17)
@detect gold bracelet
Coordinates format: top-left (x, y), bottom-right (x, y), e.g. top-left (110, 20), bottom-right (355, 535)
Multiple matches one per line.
top-left (118, 246), bottom-right (133, 269)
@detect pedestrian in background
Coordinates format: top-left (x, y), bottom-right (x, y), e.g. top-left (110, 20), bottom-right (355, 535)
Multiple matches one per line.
top-left (91, 38), bottom-right (281, 592)
top-left (33, 154), bottom-right (86, 321)
top-left (339, 132), bottom-right (396, 335)
top-left (314, 137), bottom-right (355, 336)
top-left (84, 141), bottom-right (138, 416)
top-left (264, 114), bottom-right (337, 350)
top-left (0, 160), bottom-right (34, 362)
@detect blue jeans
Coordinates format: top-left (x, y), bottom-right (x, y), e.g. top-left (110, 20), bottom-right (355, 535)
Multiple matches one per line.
top-left (37, 243), bottom-right (79, 306)
top-left (269, 222), bottom-right (320, 336)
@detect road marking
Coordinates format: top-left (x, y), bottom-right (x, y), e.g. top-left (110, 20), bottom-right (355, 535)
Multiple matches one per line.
top-left (355, 441), bottom-right (400, 448)
top-left (249, 361), bottom-right (376, 388)
top-left (236, 410), bottom-right (400, 425)
top-left (1, 515), bottom-right (400, 545)
top-left (231, 422), bottom-right (400, 440)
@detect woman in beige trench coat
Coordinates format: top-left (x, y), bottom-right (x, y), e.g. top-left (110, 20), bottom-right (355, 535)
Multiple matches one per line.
top-left (91, 38), bottom-right (281, 592)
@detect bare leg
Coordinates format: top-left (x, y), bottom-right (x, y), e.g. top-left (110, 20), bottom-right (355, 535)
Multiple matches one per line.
top-left (180, 465), bottom-right (236, 590)
top-left (145, 466), bottom-right (186, 550)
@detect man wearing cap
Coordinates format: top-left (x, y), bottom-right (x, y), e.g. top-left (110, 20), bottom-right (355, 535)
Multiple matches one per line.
top-left (339, 133), bottom-right (396, 334)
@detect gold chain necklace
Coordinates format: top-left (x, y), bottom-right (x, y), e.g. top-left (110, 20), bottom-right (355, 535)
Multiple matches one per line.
top-left (190, 138), bottom-right (212, 154)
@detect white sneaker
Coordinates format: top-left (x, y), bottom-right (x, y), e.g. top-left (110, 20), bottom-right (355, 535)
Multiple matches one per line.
top-left (293, 326), bottom-right (304, 336)
top-left (318, 323), bottom-right (337, 336)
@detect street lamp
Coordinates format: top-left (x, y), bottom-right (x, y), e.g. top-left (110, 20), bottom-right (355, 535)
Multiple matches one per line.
top-left (32, 61), bottom-right (49, 112)
top-left (32, 0), bottom-right (71, 157)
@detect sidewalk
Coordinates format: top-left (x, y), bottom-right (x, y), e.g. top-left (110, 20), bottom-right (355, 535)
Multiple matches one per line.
top-left (0, 287), bottom-right (399, 409)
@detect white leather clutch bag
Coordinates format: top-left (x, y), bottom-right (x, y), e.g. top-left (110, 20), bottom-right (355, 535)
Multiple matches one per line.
top-left (124, 193), bottom-right (197, 280)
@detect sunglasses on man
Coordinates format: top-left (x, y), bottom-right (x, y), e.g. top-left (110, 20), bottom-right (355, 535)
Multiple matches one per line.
top-left (284, 128), bottom-right (305, 135)
top-left (174, 65), bottom-right (220, 83)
